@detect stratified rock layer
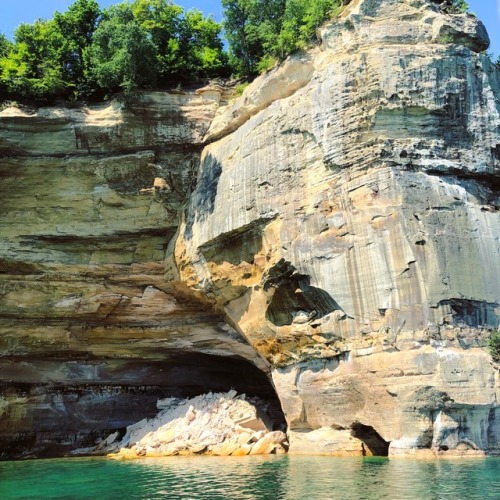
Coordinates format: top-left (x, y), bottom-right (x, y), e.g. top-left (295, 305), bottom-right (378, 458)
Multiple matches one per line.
top-left (0, 91), bottom-right (284, 459)
top-left (0, 0), bottom-right (499, 459)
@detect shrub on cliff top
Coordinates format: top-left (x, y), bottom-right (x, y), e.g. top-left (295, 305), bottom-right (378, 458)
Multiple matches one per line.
top-left (0, 0), bottom-right (101, 102)
top-left (0, 0), bottom-right (229, 104)
top-left (0, 0), bottom-right (474, 103)
top-left (450, 0), bottom-right (469, 13)
top-left (430, 0), bottom-right (468, 14)
top-left (442, 0), bottom-right (469, 14)
top-left (487, 331), bottom-right (500, 362)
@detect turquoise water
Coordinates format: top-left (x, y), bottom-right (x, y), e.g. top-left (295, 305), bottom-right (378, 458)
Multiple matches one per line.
top-left (1, 455), bottom-right (500, 499)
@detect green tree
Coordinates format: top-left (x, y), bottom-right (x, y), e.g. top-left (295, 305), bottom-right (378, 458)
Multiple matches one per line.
top-left (274, 0), bottom-right (308, 60)
top-left (451, 0), bottom-right (469, 13)
top-left (222, 0), bottom-right (253, 76)
top-left (222, 0), bottom-right (286, 77)
top-left (0, 34), bottom-right (12, 97)
top-left (131, 0), bottom-right (228, 83)
top-left (0, 0), bottom-right (229, 103)
top-left (85, 0), bottom-right (228, 93)
top-left (0, 34), bottom-right (11, 58)
top-left (487, 331), bottom-right (500, 362)
top-left (275, 0), bottom-right (339, 59)
top-left (223, 0), bottom-right (339, 77)
top-left (174, 9), bottom-right (229, 80)
top-left (0, 0), bottom-right (100, 102)
top-left (53, 0), bottom-right (101, 90)
top-left (131, 0), bottom-right (183, 83)
top-left (84, 3), bottom-right (157, 96)
top-left (0, 20), bottom-right (68, 101)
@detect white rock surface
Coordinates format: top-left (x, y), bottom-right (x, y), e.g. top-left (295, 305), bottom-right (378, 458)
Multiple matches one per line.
top-left (105, 391), bottom-right (287, 458)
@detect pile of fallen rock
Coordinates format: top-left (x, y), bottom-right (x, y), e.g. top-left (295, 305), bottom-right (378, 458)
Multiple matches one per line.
top-left (102, 390), bottom-right (288, 459)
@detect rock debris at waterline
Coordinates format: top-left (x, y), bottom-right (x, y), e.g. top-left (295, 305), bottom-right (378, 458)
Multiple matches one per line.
top-left (100, 391), bottom-right (288, 459)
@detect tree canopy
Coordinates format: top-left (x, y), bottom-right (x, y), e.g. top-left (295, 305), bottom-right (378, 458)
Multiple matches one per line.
top-left (0, 0), bottom-right (383, 103)
top-left (0, 0), bottom-right (101, 101)
top-left (0, 0), bottom-right (229, 103)
top-left (222, 0), bottom-right (342, 77)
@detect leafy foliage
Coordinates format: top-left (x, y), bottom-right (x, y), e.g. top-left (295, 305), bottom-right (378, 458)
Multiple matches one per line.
top-left (0, 20), bottom-right (65, 100)
top-left (222, 0), bottom-right (341, 78)
top-left (170, 9), bottom-right (229, 81)
top-left (0, 0), bottom-right (101, 101)
top-left (451, 0), bottom-right (469, 13)
top-left (0, 34), bottom-right (11, 58)
top-left (0, 0), bottom-right (475, 103)
top-left (221, 0), bottom-right (284, 77)
top-left (436, 0), bottom-right (469, 14)
top-left (84, 3), bottom-right (157, 96)
top-left (487, 331), bottom-right (500, 362)
top-left (0, 0), bottom-right (228, 103)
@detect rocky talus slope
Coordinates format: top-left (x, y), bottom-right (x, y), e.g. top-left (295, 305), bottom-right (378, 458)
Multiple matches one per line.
top-left (0, 0), bottom-right (499, 459)
top-left (103, 391), bottom-right (287, 458)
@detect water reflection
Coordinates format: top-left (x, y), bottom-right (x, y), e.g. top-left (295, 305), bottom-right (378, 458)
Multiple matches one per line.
top-left (1, 455), bottom-right (500, 499)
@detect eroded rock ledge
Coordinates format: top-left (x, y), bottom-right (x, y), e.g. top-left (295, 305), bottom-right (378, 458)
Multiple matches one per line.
top-left (0, 0), bottom-right (499, 459)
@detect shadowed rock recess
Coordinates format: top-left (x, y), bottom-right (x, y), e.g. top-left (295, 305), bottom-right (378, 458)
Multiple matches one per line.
top-left (0, 0), bottom-right (499, 459)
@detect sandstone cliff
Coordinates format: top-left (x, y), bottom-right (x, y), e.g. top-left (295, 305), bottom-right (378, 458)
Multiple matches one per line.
top-left (0, 0), bottom-right (499, 459)
top-left (0, 91), bottom-right (284, 458)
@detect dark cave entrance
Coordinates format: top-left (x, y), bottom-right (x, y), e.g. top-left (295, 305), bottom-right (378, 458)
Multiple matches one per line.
top-left (351, 422), bottom-right (390, 457)
top-left (0, 352), bottom-right (287, 460)
top-left (262, 259), bottom-right (344, 327)
top-left (151, 351), bottom-right (287, 431)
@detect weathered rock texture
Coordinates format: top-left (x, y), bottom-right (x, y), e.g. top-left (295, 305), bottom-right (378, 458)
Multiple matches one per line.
top-left (0, 0), bottom-right (499, 459)
top-left (178, 0), bottom-right (500, 457)
top-left (0, 91), bottom-right (284, 459)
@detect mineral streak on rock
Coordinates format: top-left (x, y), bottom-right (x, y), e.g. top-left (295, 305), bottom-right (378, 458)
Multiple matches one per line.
top-left (0, 0), bottom-right (499, 459)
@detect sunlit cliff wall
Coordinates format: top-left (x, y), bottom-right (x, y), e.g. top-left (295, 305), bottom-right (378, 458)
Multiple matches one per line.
top-left (0, 0), bottom-right (499, 458)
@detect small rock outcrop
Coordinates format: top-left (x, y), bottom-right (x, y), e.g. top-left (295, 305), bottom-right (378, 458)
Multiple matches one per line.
top-left (0, 0), bottom-right (499, 459)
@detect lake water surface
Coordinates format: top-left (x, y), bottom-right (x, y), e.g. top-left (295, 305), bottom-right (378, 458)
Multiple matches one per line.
top-left (1, 455), bottom-right (499, 499)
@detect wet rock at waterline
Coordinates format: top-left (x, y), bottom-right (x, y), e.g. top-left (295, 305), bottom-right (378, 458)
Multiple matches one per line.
top-left (0, 0), bottom-right (499, 459)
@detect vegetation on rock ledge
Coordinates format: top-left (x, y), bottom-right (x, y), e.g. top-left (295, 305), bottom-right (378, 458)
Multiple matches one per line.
top-left (0, 0), bottom-right (476, 104)
top-left (0, 0), bottom-right (229, 103)
top-left (487, 331), bottom-right (500, 362)
top-left (222, 0), bottom-right (342, 77)
top-left (432, 0), bottom-right (469, 14)
top-left (0, 0), bottom-right (343, 104)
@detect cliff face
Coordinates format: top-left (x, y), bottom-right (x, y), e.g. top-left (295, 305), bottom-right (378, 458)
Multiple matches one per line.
top-left (0, 92), bottom-right (283, 459)
top-left (1, 0), bottom-right (499, 459)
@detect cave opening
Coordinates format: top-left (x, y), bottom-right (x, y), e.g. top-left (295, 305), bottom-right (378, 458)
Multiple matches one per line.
top-left (263, 259), bottom-right (342, 327)
top-left (350, 422), bottom-right (390, 457)
top-left (150, 351), bottom-right (287, 431)
top-left (0, 352), bottom-right (287, 460)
